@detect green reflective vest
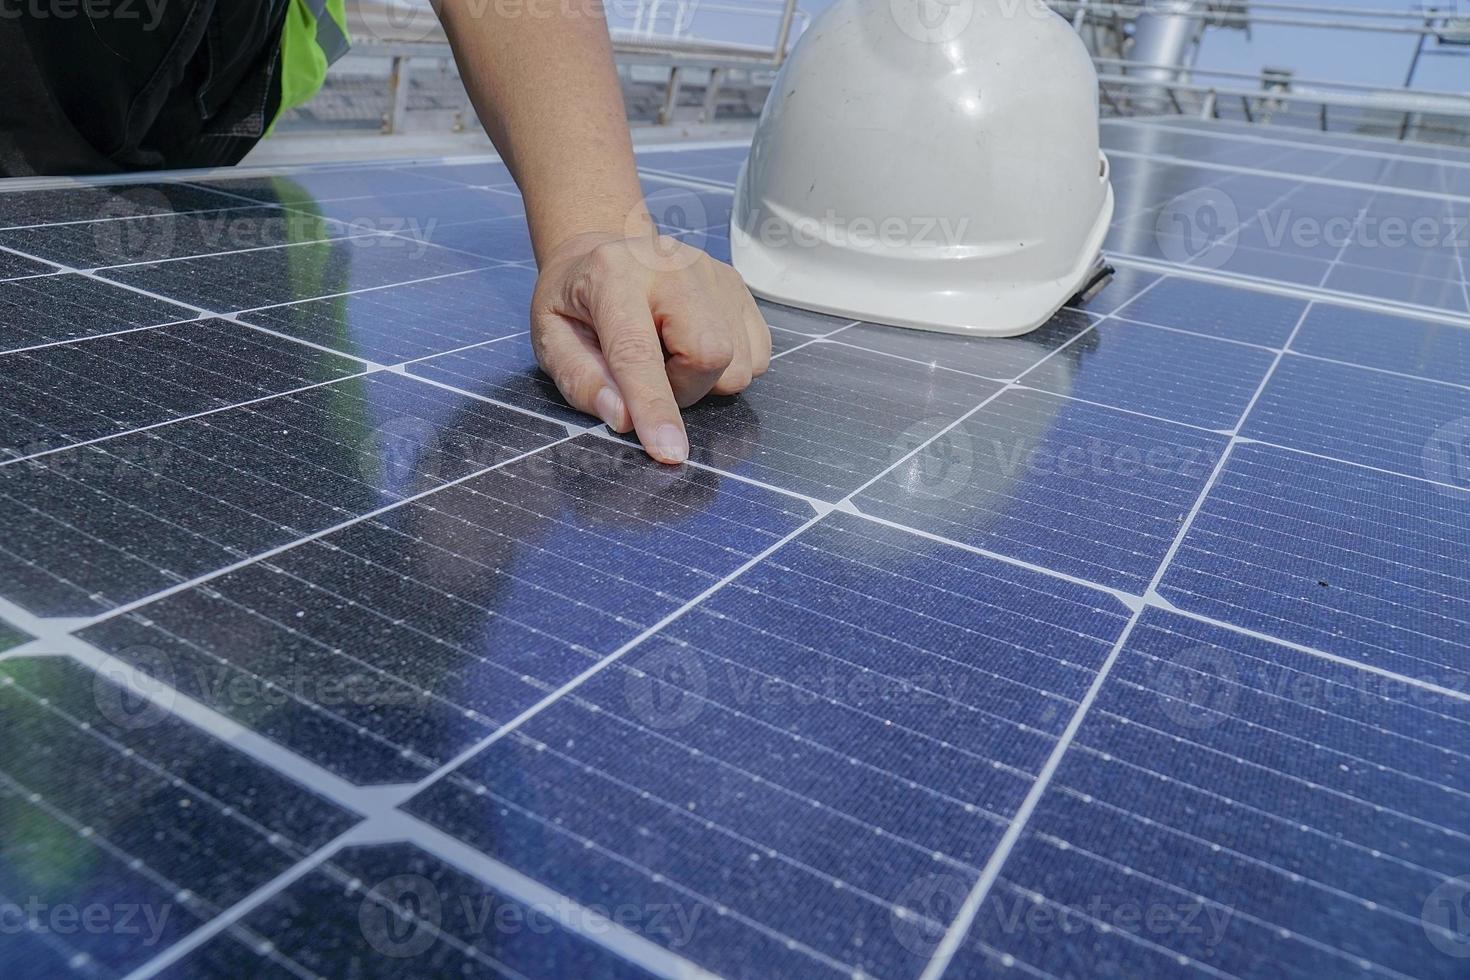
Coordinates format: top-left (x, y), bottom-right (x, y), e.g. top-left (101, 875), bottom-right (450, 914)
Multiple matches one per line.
top-left (274, 0), bottom-right (351, 126)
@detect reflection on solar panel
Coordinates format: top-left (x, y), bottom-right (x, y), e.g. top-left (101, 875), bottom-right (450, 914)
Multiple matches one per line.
top-left (1, 120), bottom-right (1468, 980)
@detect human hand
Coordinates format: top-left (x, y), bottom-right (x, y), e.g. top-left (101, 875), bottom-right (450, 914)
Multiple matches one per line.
top-left (530, 231), bottom-right (771, 464)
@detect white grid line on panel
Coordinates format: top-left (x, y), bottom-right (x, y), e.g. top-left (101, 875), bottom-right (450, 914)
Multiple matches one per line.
top-left (917, 300), bottom-right (1318, 979)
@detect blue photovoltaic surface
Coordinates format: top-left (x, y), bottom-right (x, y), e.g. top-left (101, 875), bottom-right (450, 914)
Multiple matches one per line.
top-left (1023, 317), bottom-right (1277, 430)
top-left (0, 657), bottom-right (358, 979)
top-left (1115, 277), bottom-right (1308, 347)
top-left (157, 844), bottom-right (660, 979)
top-left (1290, 302), bottom-right (1470, 386)
top-left (855, 388), bottom-right (1229, 593)
top-left (1157, 442), bottom-right (1469, 682)
top-left (1244, 353), bottom-right (1470, 480)
top-left (950, 608), bottom-right (1470, 979)
top-left (1, 119), bottom-right (1469, 980)
top-left (77, 436), bottom-right (813, 784)
top-left (406, 513), bottom-right (1131, 979)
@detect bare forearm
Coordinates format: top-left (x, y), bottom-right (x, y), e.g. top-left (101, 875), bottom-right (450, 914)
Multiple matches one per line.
top-left (433, 0), bottom-right (650, 263)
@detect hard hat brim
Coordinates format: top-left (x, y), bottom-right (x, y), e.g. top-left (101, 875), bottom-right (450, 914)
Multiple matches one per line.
top-left (731, 184), bottom-right (1115, 339)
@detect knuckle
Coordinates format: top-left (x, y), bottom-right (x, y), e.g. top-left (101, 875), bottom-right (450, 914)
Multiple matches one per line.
top-left (602, 328), bottom-right (661, 366)
top-left (712, 369), bottom-right (754, 396)
top-left (529, 324), bottom-right (554, 363)
top-left (685, 331), bottom-right (736, 374)
top-left (585, 243), bottom-right (627, 277)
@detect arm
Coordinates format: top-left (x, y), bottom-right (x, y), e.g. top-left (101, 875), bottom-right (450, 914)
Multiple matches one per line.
top-left (432, 0), bottom-right (770, 464)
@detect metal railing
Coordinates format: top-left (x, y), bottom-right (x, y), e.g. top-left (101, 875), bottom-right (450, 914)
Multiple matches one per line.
top-left (1054, 0), bottom-right (1469, 36)
top-left (301, 0), bottom-right (1468, 145)
top-left (614, 0), bottom-right (806, 46)
top-left (1095, 70), bottom-right (1470, 145)
top-left (1066, 0), bottom-right (1470, 145)
top-left (336, 0), bottom-right (800, 133)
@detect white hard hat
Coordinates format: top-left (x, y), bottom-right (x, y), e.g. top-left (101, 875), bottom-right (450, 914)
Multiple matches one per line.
top-left (731, 0), bottom-right (1115, 337)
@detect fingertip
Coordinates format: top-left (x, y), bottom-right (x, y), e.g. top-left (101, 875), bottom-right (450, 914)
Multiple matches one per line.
top-left (647, 422), bottom-right (689, 465)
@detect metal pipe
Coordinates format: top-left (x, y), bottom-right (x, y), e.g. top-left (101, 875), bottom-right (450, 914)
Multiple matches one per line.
top-left (1095, 71), bottom-right (1470, 121)
top-left (1093, 57), bottom-right (1470, 102)
top-left (1126, 0), bottom-right (1203, 114)
top-left (1050, 1), bottom-right (1456, 36)
top-left (1403, 13), bottom-right (1433, 89)
top-left (1219, 0), bottom-right (1446, 19)
top-left (772, 0), bottom-right (799, 64)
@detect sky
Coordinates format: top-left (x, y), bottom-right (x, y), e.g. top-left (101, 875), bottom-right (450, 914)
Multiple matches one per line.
top-left (632, 0), bottom-right (1468, 92)
top-left (1188, 0), bottom-right (1466, 91)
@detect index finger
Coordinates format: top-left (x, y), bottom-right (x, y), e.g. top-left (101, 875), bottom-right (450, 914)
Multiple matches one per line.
top-left (585, 275), bottom-right (689, 465)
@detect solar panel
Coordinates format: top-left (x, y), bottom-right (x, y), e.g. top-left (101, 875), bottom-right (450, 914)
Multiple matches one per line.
top-left (2, 118), bottom-right (1469, 980)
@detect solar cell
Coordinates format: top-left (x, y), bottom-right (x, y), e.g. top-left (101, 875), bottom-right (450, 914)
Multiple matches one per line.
top-left (3, 122), bottom-right (1470, 980)
top-left (408, 333), bottom-right (590, 426)
top-left (195, 167), bottom-right (452, 207)
top-left (855, 388), bottom-right (1229, 593)
top-left (1158, 442), bottom-right (1470, 681)
top-left (0, 621), bottom-right (31, 652)
top-left (0, 318), bottom-right (364, 459)
top-left (950, 608), bottom-right (1470, 979)
top-left (754, 298), bottom-right (856, 336)
top-left (412, 214), bottom-right (537, 263)
top-left (1116, 277), bottom-right (1308, 346)
top-left (1291, 303), bottom-right (1470, 384)
top-left (1322, 263), bottom-right (1468, 314)
top-left (77, 436), bottom-right (813, 783)
top-left (156, 844), bottom-right (659, 979)
top-left (0, 206), bottom-right (348, 270)
top-left (1024, 318), bottom-right (1278, 429)
top-left (0, 251), bottom-right (53, 280)
top-left (0, 373), bottom-right (566, 616)
top-left (405, 512), bottom-right (1132, 979)
top-left (238, 266), bottom-right (536, 365)
top-left (0, 183), bottom-right (245, 230)
top-left (1244, 354), bottom-right (1470, 480)
top-left (399, 160), bottom-right (518, 188)
top-left (0, 656), bottom-right (357, 979)
top-left (98, 235), bottom-right (495, 314)
top-left (668, 341), bottom-right (996, 502)
top-left (0, 274), bottom-right (197, 353)
top-left (832, 309), bottom-right (1096, 382)
top-left (1144, 116), bottom-right (1470, 166)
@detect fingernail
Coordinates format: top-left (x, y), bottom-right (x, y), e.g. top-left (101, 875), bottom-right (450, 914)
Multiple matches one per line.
top-left (594, 387), bottom-right (624, 429)
top-left (653, 423), bottom-right (688, 464)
